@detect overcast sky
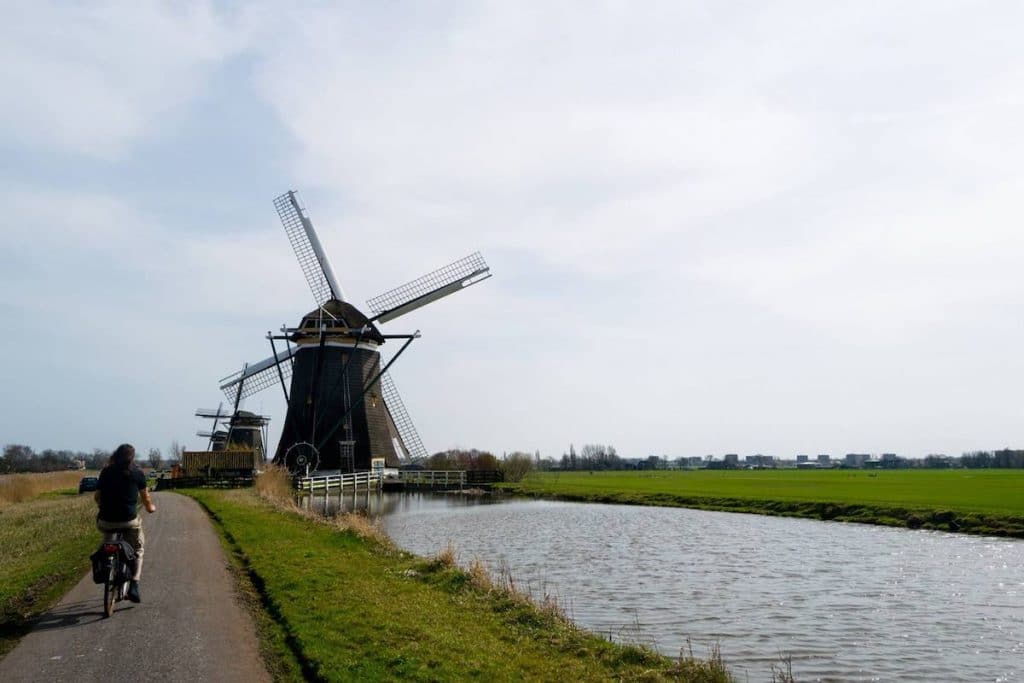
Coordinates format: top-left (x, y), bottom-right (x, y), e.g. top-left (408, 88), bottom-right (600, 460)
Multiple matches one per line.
top-left (2, 1), bottom-right (1022, 460)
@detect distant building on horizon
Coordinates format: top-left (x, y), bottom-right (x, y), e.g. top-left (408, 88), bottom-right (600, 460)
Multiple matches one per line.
top-left (881, 453), bottom-right (906, 468)
top-left (745, 454), bottom-right (776, 468)
top-left (845, 453), bottom-right (871, 468)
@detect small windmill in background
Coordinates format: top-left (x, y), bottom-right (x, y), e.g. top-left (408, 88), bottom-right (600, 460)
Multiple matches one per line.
top-left (194, 404), bottom-right (270, 459)
top-left (217, 190), bottom-right (491, 474)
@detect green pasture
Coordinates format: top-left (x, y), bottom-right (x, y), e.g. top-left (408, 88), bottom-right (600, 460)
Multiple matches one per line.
top-left (0, 491), bottom-right (97, 656)
top-left (505, 469), bottom-right (1024, 536)
top-left (513, 469), bottom-right (1023, 514)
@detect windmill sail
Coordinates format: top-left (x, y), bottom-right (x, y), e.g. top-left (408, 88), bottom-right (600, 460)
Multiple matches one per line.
top-left (219, 348), bottom-right (296, 403)
top-left (378, 371), bottom-right (429, 462)
top-left (274, 190), bottom-right (345, 305)
top-left (366, 252), bottom-right (490, 324)
top-left (195, 407), bottom-right (233, 419)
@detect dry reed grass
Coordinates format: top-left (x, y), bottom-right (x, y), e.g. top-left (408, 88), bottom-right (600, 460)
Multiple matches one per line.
top-left (433, 540), bottom-right (458, 569)
top-left (253, 466), bottom-right (391, 545)
top-left (770, 654), bottom-right (796, 683)
top-left (434, 547), bottom-right (569, 624)
top-left (0, 471), bottom-right (92, 508)
top-left (330, 511), bottom-right (391, 545)
top-left (253, 465), bottom-right (295, 505)
top-left (495, 562), bottom-right (568, 622)
top-left (670, 638), bottom-right (733, 681)
top-left (467, 556), bottom-right (492, 590)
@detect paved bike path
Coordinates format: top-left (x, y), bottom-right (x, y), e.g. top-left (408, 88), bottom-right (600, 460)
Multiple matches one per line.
top-left (0, 492), bottom-right (270, 682)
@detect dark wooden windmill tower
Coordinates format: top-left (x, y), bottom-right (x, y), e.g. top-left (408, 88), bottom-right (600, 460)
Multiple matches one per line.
top-left (218, 191), bottom-right (491, 474)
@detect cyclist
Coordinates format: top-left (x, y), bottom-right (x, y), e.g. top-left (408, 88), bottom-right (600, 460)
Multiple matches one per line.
top-left (94, 444), bottom-right (156, 603)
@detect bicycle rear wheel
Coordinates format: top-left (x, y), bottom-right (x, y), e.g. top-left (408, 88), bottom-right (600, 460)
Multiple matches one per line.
top-left (103, 560), bottom-right (116, 617)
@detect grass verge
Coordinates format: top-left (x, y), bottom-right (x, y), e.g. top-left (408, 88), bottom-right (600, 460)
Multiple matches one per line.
top-left (0, 491), bottom-right (97, 657)
top-left (501, 470), bottom-right (1024, 537)
top-left (188, 488), bottom-right (733, 682)
top-left (208, 505), bottom-right (307, 682)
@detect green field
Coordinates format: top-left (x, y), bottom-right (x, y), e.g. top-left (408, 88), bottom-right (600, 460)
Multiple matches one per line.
top-left (0, 491), bottom-right (97, 656)
top-left (503, 469), bottom-right (1024, 536)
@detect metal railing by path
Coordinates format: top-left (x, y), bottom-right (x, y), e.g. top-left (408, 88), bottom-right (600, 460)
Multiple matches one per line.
top-left (295, 471), bottom-right (382, 493)
top-left (396, 470), bottom-right (466, 488)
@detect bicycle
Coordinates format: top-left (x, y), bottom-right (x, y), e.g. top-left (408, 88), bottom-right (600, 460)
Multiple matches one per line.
top-left (91, 533), bottom-right (135, 618)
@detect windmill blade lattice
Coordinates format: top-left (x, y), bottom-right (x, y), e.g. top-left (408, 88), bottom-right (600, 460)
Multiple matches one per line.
top-left (274, 191), bottom-right (343, 306)
top-left (378, 371), bottom-right (429, 462)
top-left (219, 351), bottom-right (295, 403)
top-left (366, 252), bottom-right (490, 323)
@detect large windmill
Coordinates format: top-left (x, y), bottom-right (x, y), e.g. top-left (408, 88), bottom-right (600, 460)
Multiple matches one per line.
top-left (218, 191), bottom-right (490, 474)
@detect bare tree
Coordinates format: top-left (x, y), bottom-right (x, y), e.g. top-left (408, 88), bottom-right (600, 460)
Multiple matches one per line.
top-left (148, 448), bottom-right (163, 470)
top-left (500, 452), bottom-right (535, 482)
top-left (167, 440), bottom-right (184, 464)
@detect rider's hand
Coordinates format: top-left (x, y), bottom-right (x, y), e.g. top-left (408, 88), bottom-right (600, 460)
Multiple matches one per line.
top-left (145, 502), bottom-right (157, 513)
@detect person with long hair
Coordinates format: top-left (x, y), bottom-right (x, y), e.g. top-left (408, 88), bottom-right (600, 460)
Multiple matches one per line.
top-left (94, 443), bottom-right (156, 603)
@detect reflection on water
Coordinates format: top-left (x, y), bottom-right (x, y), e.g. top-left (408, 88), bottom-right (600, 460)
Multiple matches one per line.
top-left (306, 491), bottom-right (1024, 682)
top-left (298, 487), bottom-right (399, 517)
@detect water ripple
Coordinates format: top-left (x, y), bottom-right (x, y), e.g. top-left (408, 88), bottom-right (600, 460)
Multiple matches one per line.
top-left (311, 492), bottom-right (1023, 681)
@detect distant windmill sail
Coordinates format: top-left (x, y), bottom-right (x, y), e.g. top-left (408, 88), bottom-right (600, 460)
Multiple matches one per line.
top-left (366, 252), bottom-right (490, 323)
top-left (378, 371), bottom-right (429, 462)
top-left (195, 406), bottom-right (233, 419)
top-left (274, 191), bottom-right (345, 305)
top-left (219, 348), bottom-right (296, 403)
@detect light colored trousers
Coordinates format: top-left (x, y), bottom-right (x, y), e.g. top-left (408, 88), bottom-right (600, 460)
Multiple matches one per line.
top-left (96, 516), bottom-right (144, 580)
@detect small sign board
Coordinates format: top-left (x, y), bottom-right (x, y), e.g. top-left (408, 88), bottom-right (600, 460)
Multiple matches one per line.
top-left (371, 457), bottom-right (385, 476)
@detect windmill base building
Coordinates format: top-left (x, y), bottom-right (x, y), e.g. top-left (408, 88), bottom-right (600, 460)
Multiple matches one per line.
top-left (273, 300), bottom-right (400, 472)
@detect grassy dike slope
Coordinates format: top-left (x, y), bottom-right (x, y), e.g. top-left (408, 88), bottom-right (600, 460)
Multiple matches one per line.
top-left (189, 489), bottom-right (729, 683)
top-left (0, 492), bottom-right (97, 656)
top-left (502, 470), bottom-right (1024, 537)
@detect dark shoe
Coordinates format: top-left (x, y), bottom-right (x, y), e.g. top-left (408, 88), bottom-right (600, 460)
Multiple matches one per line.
top-left (127, 581), bottom-right (141, 603)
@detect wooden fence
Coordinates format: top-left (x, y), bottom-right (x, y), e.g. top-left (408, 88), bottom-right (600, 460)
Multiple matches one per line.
top-left (396, 470), bottom-right (466, 488)
top-left (294, 470), bottom-right (381, 493)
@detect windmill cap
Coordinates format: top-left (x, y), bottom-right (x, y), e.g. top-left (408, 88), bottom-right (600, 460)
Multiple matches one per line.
top-left (296, 299), bottom-right (385, 344)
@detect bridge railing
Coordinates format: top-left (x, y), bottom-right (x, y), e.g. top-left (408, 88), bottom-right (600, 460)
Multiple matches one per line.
top-left (295, 471), bottom-right (381, 493)
top-left (396, 470), bottom-right (466, 487)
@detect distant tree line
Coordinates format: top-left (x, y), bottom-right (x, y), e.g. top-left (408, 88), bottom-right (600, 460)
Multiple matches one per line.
top-left (955, 449), bottom-right (1024, 469)
top-left (1, 442), bottom-right (184, 474)
top-left (420, 448), bottom-right (536, 482)
top-left (557, 444), bottom-right (622, 471)
top-left (1, 444), bottom-right (108, 473)
top-left (423, 448), bottom-right (500, 471)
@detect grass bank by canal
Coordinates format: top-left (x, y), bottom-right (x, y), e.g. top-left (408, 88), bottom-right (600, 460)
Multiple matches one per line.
top-left (188, 488), bottom-right (733, 682)
top-left (502, 470), bottom-right (1024, 537)
top-left (0, 490), bottom-right (97, 657)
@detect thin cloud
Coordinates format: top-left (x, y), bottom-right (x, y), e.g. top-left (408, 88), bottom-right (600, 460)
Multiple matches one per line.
top-left (1, 2), bottom-right (1022, 459)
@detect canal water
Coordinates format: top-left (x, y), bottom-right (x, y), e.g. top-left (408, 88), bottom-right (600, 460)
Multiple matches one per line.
top-left (303, 491), bottom-right (1023, 681)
